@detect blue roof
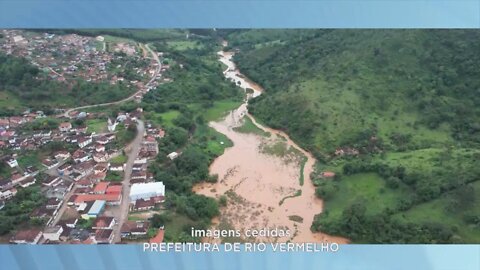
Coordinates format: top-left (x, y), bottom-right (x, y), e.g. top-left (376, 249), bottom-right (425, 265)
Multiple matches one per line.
top-left (88, 200), bottom-right (106, 215)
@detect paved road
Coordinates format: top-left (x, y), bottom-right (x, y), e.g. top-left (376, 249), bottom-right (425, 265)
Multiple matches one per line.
top-left (44, 160), bottom-right (76, 227)
top-left (43, 42), bottom-right (160, 240)
top-left (112, 119), bottom-right (145, 243)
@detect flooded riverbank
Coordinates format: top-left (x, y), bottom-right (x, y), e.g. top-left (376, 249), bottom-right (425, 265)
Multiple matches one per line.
top-left (193, 46), bottom-right (348, 244)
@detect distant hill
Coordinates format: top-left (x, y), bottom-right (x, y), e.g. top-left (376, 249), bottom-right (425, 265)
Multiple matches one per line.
top-left (226, 30), bottom-right (480, 243)
top-left (229, 30), bottom-right (480, 155)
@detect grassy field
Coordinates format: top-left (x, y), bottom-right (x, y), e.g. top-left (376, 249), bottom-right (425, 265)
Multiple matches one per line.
top-left (393, 180), bottom-right (480, 243)
top-left (17, 152), bottom-right (43, 168)
top-left (110, 154), bottom-right (127, 164)
top-left (321, 173), bottom-right (409, 219)
top-left (0, 91), bottom-right (22, 112)
top-left (233, 116), bottom-right (270, 137)
top-left (202, 100), bottom-right (242, 122)
top-left (105, 171), bottom-right (123, 182)
top-left (86, 119), bottom-right (107, 134)
top-left (163, 213), bottom-right (196, 241)
top-left (146, 110), bottom-right (181, 128)
top-left (194, 125), bottom-right (233, 157)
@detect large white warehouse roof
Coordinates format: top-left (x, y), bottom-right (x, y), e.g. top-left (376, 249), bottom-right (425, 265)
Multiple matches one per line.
top-left (129, 182), bottom-right (165, 201)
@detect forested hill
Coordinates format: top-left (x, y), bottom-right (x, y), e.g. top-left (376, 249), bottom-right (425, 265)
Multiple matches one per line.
top-left (226, 30), bottom-right (480, 243)
top-left (227, 30), bottom-right (480, 156)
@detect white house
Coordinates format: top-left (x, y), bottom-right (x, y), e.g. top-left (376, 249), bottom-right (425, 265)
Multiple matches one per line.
top-left (167, 152), bottom-right (179, 160)
top-left (109, 163), bottom-right (125, 171)
top-left (43, 226), bottom-right (63, 242)
top-left (129, 182), bottom-right (165, 201)
top-left (78, 137), bottom-right (92, 148)
top-left (6, 158), bottom-right (18, 168)
top-left (59, 122), bottom-right (72, 132)
top-left (54, 151), bottom-right (71, 160)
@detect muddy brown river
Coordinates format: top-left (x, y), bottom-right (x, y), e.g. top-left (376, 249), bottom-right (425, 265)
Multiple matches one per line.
top-left (193, 46), bottom-right (348, 244)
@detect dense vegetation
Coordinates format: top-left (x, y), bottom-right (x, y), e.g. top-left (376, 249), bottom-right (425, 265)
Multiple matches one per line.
top-left (42, 29), bottom-right (192, 43)
top-left (0, 186), bottom-right (46, 235)
top-left (0, 52), bottom-right (135, 116)
top-left (224, 30), bottom-right (480, 243)
top-left (140, 33), bottom-right (242, 242)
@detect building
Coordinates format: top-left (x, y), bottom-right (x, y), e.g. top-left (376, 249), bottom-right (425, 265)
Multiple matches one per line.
top-left (42, 176), bottom-right (62, 187)
top-left (85, 200), bottom-right (106, 218)
top-left (109, 163), bottom-right (124, 171)
top-left (93, 152), bottom-right (111, 163)
top-left (43, 226), bottom-right (63, 241)
top-left (74, 194), bottom-right (122, 206)
top-left (94, 229), bottom-right (114, 244)
top-left (54, 151), bottom-right (71, 160)
top-left (167, 152), bottom-right (179, 160)
top-left (46, 198), bottom-right (62, 210)
top-left (95, 144), bottom-right (105, 152)
top-left (0, 177), bottom-right (12, 188)
top-left (320, 171), bottom-right (336, 178)
top-left (149, 229), bottom-right (164, 243)
top-left (133, 157), bottom-right (147, 164)
top-left (0, 188), bottom-right (17, 200)
top-left (72, 149), bottom-right (90, 163)
top-left (42, 158), bottom-right (59, 170)
top-left (6, 157), bottom-right (18, 168)
top-left (57, 163), bottom-right (72, 176)
top-left (10, 229), bottom-right (43, 244)
top-left (142, 136), bottom-right (158, 155)
top-left (106, 185), bottom-right (122, 195)
top-left (92, 216), bottom-right (115, 230)
top-left (95, 136), bottom-right (110, 145)
top-left (19, 177), bottom-right (36, 188)
top-left (132, 198), bottom-right (155, 212)
top-left (132, 163), bottom-right (145, 171)
top-left (73, 161), bottom-right (95, 176)
top-left (129, 182), bottom-right (165, 201)
top-left (121, 221), bottom-right (149, 238)
top-left (59, 122), bottom-right (72, 132)
top-left (78, 137), bottom-right (92, 148)
top-left (94, 163), bottom-right (109, 174)
top-left (131, 171), bottom-right (147, 181)
top-left (93, 182), bottom-right (109, 194)
top-left (59, 218), bottom-right (78, 229)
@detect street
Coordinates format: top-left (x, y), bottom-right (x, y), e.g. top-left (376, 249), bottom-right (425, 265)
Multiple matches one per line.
top-left (112, 119), bottom-right (145, 243)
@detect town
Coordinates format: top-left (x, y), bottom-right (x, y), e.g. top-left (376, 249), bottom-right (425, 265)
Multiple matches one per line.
top-left (0, 30), bottom-right (178, 244)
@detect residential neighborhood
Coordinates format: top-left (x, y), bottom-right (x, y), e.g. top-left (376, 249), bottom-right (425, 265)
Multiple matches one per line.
top-left (0, 30), bottom-right (169, 244)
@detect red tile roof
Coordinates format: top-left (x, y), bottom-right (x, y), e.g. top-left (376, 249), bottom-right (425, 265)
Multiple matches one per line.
top-left (93, 182), bottom-right (109, 194)
top-left (106, 185), bottom-right (122, 195)
top-left (93, 216), bottom-right (114, 228)
top-left (149, 229), bottom-right (164, 243)
top-left (74, 194), bottom-right (121, 204)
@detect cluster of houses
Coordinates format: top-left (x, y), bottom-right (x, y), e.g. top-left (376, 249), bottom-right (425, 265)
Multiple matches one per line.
top-left (25, 181), bottom-right (167, 244)
top-left (8, 115), bottom-right (170, 244)
top-left (0, 111), bottom-right (48, 150)
top-left (2, 115), bottom-right (130, 243)
top-left (0, 30), bottom-right (159, 88)
top-left (0, 30), bottom-right (173, 245)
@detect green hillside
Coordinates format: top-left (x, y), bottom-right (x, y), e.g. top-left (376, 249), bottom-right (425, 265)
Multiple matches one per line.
top-left (225, 30), bottom-right (480, 243)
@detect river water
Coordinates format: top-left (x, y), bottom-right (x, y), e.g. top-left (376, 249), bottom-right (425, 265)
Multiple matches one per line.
top-left (193, 47), bottom-right (348, 244)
